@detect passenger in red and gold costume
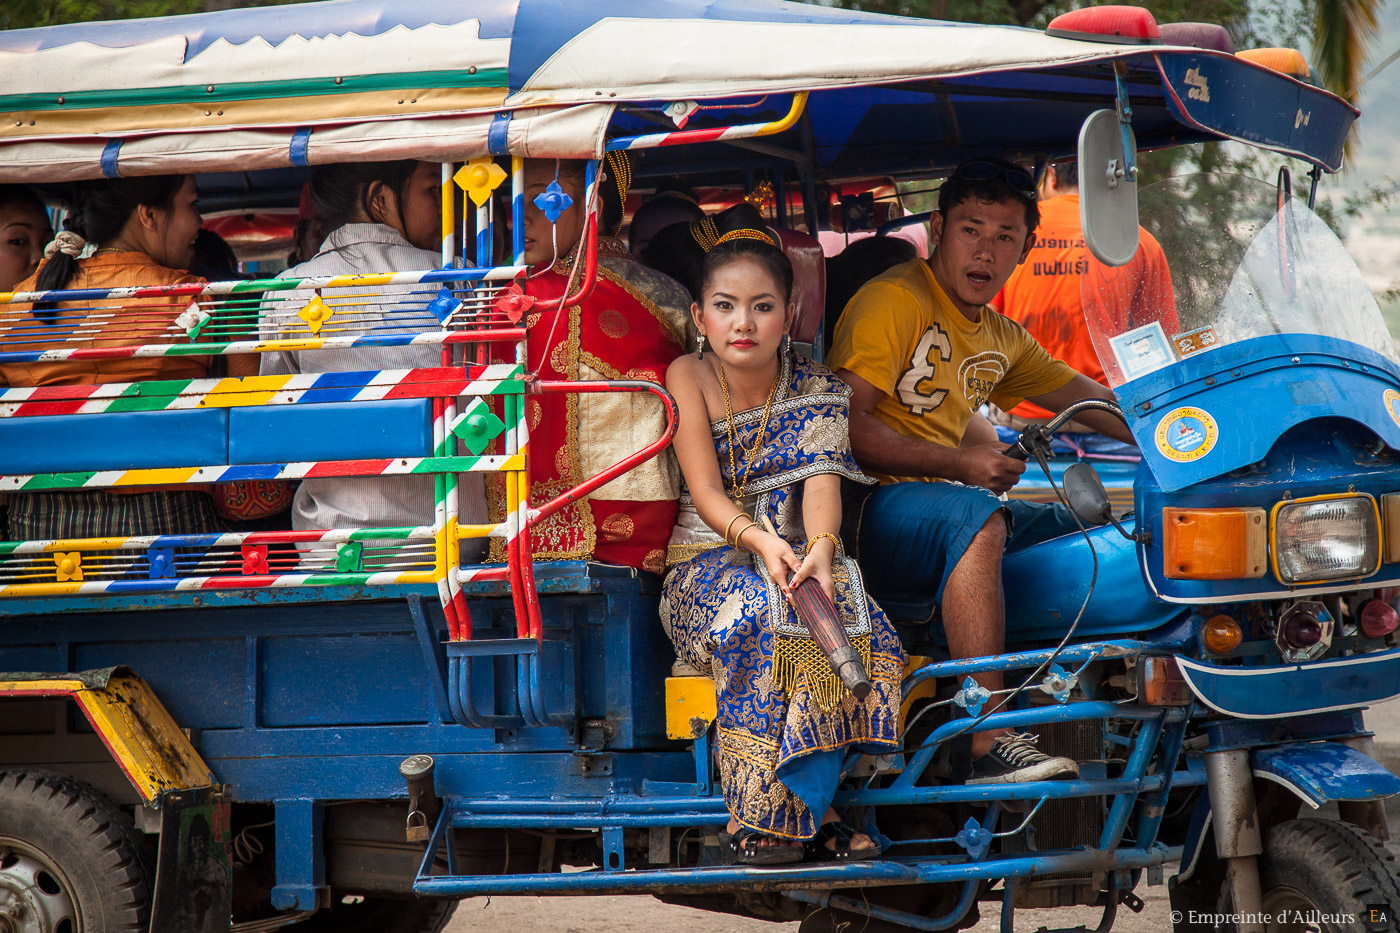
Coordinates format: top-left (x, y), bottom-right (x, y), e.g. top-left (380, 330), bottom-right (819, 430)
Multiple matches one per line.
top-left (498, 154), bottom-right (693, 574)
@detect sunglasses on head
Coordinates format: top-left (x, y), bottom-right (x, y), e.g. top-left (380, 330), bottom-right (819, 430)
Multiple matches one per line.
top-left (949, 160), bottom-right (1038, 200)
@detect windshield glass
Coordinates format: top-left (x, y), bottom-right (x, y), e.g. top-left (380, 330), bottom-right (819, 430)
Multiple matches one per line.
top-left (1084, 173), bottom-right (1397, 387)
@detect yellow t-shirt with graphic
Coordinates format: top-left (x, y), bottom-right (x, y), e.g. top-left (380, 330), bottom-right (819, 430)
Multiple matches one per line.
top-left (828, 259), bottom-right (1076, 484)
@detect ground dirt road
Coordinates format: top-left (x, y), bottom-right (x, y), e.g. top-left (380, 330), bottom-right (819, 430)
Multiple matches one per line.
top-left (446, 699), bottom-right (1400, 932)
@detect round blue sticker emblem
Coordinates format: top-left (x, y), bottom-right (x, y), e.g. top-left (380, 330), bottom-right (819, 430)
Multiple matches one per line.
top-left (1385, 389), bottom-right (1400, 429)
top-left (1154, 406), bottom-right (1219, 462)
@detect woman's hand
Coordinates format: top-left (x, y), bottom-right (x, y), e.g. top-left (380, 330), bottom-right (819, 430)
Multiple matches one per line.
top-left (746, 530), bottom-right (802, 599)
top-left (789, 540), bottom-right (836, 603)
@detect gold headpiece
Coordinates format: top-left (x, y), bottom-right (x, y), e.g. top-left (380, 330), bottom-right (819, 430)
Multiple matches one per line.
top-left (712, 228), bottom-right (777, 249)
top-left (690, 216), bottom-right (719, 252)
top-left (602, 151), bottom-right (633, 237)
top-left (743, 180), bottom-right (775, 210)
top-left (604, 151), bottom-right (633, 204)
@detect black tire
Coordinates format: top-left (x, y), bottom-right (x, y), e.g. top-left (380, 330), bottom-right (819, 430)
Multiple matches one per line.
top-left (0, 769), bottom-right (152, 933)
top-left (1245, 818), bottom-right (1400, 933)
top-left (287, 895), bottom-right (458, 933)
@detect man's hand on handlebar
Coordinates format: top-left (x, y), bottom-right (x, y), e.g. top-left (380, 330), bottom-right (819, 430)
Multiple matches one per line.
top-left (954, 442), bottom-right (1027, 495)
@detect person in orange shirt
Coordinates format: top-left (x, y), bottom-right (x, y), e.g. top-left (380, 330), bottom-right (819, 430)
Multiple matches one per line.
top-left (0, 175), bottom-right (255, 541)
top-left (990, 158), bottom-right (1175, 427)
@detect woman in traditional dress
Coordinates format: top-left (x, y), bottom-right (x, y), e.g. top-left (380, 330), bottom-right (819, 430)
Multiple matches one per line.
top-left (660, 231), bottom-right (904, 864)
top-left (503, 154), bottom-right (692, 574)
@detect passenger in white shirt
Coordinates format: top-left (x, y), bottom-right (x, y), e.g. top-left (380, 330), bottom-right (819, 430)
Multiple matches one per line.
top-left (260, 161), bottom-right (488, 562)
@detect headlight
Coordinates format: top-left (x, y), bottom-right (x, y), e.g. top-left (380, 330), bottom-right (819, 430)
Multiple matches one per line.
top-left (1271, 494), bottom-right (1381, 585)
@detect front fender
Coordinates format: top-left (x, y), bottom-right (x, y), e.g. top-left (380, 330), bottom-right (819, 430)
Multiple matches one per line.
top-left (1177, 742), bottom-right (1400, 881)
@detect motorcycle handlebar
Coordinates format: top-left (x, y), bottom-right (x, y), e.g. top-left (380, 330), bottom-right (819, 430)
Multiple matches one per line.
top-left (1006, 397), bottom-right (1127, 461)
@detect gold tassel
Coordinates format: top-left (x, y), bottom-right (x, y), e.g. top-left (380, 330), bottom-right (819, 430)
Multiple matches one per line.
top-left (772, 633), bottom-right (871, 711)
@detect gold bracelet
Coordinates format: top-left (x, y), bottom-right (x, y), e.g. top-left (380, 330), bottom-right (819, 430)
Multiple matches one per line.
top-left (724, 513), bottom-right (751, 548)
top-left (734, 521), bottom-right (762, 551)
top-left (806, 532), bottom-right (840, 555)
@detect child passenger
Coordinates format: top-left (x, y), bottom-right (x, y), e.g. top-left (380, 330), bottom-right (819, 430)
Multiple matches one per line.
top-left (659, 230), bottom-right (903, 865)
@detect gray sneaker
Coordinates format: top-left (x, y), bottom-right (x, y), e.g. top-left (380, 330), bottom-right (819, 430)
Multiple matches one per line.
top-left (966, 732), bottom-right (1079, 785)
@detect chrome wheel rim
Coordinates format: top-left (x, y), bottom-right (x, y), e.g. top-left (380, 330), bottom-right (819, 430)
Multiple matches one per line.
top-left (0, 838), bottom-right (79, 933)
top-left (1261, 885), bottom-right (1327, 933)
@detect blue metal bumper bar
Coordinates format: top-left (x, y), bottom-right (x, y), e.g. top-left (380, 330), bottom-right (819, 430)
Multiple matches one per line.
top-left (893, 702), bottom-right (1180, 790)
top-left (412, 844), bottom-right (1182, 897)
top-left (902, 642), bottom-right (1148, 692)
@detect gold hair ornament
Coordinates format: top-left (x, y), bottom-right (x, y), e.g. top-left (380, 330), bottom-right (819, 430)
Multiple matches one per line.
top-left (712, 228), bottom-right (776, 249)
top-left (690, 216), bottom-right (719, 252)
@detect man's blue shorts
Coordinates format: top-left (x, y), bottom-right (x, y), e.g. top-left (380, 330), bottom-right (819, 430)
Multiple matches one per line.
top-left (846, 481), bottom-right (1078, 622)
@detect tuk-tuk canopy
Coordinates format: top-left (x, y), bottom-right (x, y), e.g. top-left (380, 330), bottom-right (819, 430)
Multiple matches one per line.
top-left (0, 0), bottom-right (1357, 183)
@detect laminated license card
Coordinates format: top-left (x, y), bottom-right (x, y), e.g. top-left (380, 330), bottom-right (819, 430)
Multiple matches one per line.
top-left (1107, 322), bottom-right (1175, 382)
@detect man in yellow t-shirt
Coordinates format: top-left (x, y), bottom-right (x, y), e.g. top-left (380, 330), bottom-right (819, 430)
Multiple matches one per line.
top-left (828, 158), bottom-right (1132, 785)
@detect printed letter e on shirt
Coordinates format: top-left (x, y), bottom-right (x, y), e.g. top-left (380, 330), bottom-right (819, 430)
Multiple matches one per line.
top-left (897, 325), bottom-right (952, 415)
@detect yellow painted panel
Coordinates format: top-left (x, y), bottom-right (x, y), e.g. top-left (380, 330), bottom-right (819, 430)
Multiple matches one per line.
top-left (1, 670), bottom-right (213, 805)
top-left (901, 655), bottom-right (937, 724)
top-left (665, 675), bottom-right (717, 740)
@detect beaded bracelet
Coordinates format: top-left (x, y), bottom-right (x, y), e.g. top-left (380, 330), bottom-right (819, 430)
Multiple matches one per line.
top-left (806, 532), bottom-right (840, 555)
top-left (724, 513), bottom-right (751, 548)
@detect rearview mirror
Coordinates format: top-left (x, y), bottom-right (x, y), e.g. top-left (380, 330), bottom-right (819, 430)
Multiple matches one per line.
top-left (1063, 462), bottom-right (1113, 525)
top-left (1078, 108), bottom-right (1140, 267)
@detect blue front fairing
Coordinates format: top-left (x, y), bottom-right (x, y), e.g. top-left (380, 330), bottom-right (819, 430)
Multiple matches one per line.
top-left (1111, 333), bottom-right (1400, 602)
top-left (1119, 333), bottom-right (1400, 493)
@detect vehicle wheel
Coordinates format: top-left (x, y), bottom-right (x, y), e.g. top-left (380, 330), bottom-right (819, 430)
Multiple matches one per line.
top-left (0, 770), bottom-right (152, 933)
top-left (1221, 818), bottom-right (1400, 933)
top-left (287, 895), bottom-right (458, 933)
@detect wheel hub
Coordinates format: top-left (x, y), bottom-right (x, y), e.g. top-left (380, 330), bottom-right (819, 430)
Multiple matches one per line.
top-left (0, 841), bottom-right (78, 933)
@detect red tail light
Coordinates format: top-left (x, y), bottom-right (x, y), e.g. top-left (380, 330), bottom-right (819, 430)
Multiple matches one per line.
top-left (1358, 599), bottom-right (1399, 638)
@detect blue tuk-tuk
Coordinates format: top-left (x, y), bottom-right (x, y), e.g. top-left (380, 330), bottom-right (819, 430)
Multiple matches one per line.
top-left (1, 2), bottom-right (1396, 932)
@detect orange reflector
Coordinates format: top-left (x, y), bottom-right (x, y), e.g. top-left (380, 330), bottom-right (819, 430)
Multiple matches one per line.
top-left (1381, 494), bottom-right (1400, 563)
top-left (1163, 507), bottom-right (1267, 579)
top-left (1237, 48), bottom-right (1310, 78)
top-left (1139, 657), bottom-right (1192, 706)
top-left (1202, 614), bottom-right (1244, 654)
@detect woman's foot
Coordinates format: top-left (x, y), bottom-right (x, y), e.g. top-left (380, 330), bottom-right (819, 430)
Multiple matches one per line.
top-left (723, 819), bottom-right (805, 865)
top-left (807, 809), bottom-right (881, 861)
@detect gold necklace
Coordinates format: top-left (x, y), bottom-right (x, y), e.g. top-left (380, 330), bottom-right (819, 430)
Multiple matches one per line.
top-left (718, 360), bottom-right (780, 502)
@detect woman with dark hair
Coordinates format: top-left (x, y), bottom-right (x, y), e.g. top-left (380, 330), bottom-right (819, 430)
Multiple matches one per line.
top-left (0, 174), bottom-right (230, 539)
top-left (660, 230), bottom-right (902, 863)
top-left (260, 160), bottom-right (488, 557)
top-left (0, 186), bottom-right (53, 292)
top-left (507, 154), bottom-right (693, 574)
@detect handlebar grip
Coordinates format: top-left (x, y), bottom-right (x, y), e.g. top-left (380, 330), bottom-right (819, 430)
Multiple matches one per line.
top-left (1004, 440), bottom-right (1031, 461)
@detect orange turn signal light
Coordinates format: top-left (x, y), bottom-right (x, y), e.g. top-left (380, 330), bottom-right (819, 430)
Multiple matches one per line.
top-left (1163, 507), bottom-right (1267, 580)
top-left (1139, 657), bottom-right (1192, 706)
top-left (1202, 614), bottom-right (1244, 654)
top-left (1237, 48), bottom-right (1310, 79)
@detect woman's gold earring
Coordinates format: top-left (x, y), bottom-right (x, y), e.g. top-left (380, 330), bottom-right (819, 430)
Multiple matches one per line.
top-left (697, 334), bottom-right (706, 360)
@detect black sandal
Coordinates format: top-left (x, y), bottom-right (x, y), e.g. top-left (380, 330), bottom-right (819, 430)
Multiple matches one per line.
top-left (721, 826), bottom-right (805, 865)
top-left (805, 820), bottom-right (882, 861)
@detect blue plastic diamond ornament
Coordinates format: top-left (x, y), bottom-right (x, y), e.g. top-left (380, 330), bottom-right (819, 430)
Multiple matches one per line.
top-left (146, 547), bottom-right (175, 580)
top-left (450, 398), bottom-right (506, 456)
top-left (952, 676), bottom-right (991, 718)
top-left (1039, 664), bottom-right (1076, 704)
top-left (953, 817), bottom-right (992, 860)
top-left (533, 180), bottom-right (573, 224)
top-left (454, 157), bottom-right (507, 208)
top-left (426, 287), bottom-right (463, 325)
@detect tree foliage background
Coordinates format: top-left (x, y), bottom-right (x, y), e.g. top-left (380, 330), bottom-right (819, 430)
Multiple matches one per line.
top-left (0, 0), bottom-right (297, 31)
